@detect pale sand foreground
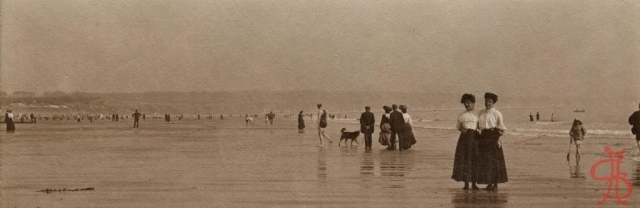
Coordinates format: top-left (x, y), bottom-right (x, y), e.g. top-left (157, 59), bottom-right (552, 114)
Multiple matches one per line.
top-left (1, 118), bottom-right (639, 207)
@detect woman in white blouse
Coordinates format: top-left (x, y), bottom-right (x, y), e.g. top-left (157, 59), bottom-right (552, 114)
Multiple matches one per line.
top-left (477, 92), bottom-right (508, 191)
top-left (452, 94), bottom-right (480, 190)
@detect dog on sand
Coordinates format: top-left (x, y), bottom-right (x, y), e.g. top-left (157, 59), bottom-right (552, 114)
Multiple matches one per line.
top-left (339, 128), bottom-right (360, 146)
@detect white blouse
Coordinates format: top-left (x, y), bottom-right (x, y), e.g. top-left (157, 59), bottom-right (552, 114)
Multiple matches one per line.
top-left (402, 113), bottom-right (413, 126)
top-left (7, 113), bottom-right (14, 119)
top-left (478, 108), bottom-right (507, 130)
top-left (456, 111), bottom-right (478, 130)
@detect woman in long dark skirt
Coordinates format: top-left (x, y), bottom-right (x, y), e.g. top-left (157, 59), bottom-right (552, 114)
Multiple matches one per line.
top-left (6, 110), bottom-right (16, 132)
top-left (452, 94), bottom-right (480, 190)
top-left (379, 106), bottom-right (392, 146)
top-left (298, 111), bottom-right (305, 133)
top-left (477, 92), bottom-right (508, 191)
top-left (399, 105), bottom-right (416, 150)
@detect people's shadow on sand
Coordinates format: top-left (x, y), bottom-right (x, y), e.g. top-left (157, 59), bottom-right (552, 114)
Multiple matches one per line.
top-left (451, 191), bottom-right (508, 208)
top-left (569, 159), bottom-right (586, 179)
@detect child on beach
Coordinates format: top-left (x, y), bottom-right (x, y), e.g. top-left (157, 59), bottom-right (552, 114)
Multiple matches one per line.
top-left (568, 119), bottom-right (586, 160)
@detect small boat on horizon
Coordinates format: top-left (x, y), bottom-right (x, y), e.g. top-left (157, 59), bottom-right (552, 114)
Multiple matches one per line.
top-left (573, 109), bottom-right (586, 113)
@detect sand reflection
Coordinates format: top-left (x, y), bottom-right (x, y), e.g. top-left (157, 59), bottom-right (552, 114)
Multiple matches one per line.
top-left (569, 160), bottom-right (586, 179)
top-left (379, 151), bottom-right (414, 189)
top-left (451, 191), bottom-right (509, 208)
top-left (317, 148), bottom-right (327, 182)
top-left (633, 161), bottom-right (640, 188)
top-left (360, 149), bottom-right (375, 189)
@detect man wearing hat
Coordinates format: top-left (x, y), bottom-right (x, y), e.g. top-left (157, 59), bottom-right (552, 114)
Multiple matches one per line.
top-left (360, 106), bottom-right (375, 150)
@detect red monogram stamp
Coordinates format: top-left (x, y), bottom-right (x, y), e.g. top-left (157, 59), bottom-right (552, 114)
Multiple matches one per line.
top-left (589, 147), bottom-right (633, 206)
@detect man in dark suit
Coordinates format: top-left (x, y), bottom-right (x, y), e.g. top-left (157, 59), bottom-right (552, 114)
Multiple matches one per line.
top-left (132, 110), bottom-right (142, 128)
top-left (360, 106), bottom-right (375, 150)
top-left (388, 104), bottom-right (405, 150)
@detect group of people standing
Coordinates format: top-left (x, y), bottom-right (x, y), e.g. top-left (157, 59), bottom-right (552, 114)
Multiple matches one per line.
top-left (377, 104), bottom-right (417, 150)
top-left (451, 92), bottom-right (508, 191)
top-left (296, 103), bottom-right (418, 150)
top-left (529, 112), bottom-right (556, 122)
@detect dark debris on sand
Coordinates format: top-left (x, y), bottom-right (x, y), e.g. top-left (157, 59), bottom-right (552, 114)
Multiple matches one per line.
top-left (37, 187), bottom-right (95, 194)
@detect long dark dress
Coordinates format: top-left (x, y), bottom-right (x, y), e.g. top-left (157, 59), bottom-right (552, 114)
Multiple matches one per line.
top-left (379, 114), bottom-right (391, 145)
top-left (6, 113), bottom-right (15, 132)
top-left (451, 130), bottom-right (480, 182)
top-left (298, 114), bottom-right (305, 130)
top-left (399, 113), bottom-right (416, 150)
top-left (477, 129), bottom-right (508, 184)
top-left (400, 124), bottom-right (417, 150)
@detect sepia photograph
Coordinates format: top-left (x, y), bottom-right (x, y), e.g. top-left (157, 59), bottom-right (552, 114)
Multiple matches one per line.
top-left (1, 0), bottom-right (639, 207)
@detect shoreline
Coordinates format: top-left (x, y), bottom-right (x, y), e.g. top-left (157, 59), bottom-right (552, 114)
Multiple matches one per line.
top-left (1, 119), bottom-right (639, 207)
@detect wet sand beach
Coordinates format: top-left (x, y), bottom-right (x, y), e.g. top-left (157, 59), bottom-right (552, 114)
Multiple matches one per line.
top-left (2, 118), bottom-right (640, 207)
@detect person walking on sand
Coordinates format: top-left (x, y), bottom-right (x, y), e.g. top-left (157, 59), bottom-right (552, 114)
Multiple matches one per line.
top-left (132, 110), bottom-right (142, 128)
top-left (452, 94), bottom-right (480, 190)
top-left (388, 104), bottom-right (405, 150)
top-left (360, 106), bottom-right (375, 150)
top-left (5, 110), bottom-right (15, 133)
top-left (298, 111), bottom-right (305, 133)
top-left (628, 103), bottom-right (640, 152)
top-left (477, 92), bottom-right (508, 191)
top-left (536, 112), bottom-right (540, 122)
top-left (568, 119), bottom-right (586, 161)
top-left (529, 113), bottom-right (533, 122)
top-left (317, 104), bottom-right (333, 146)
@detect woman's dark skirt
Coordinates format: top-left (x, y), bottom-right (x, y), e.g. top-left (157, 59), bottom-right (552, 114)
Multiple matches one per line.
top-left (298, 119), bottom-right (305, 130)
top-left (407, 126), bottom-right (417, 145)
top-left (6, 118), bottom-right (15, 132)
top-left (451, 130), bottom-right (480, 182)
top-left (477, 129), bottom-right (508, 184)
top-left (399, 125), bottom-right (417, 150)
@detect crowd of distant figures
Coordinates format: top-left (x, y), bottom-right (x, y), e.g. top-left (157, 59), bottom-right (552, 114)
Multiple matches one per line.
top-left (0, 110), bottom-right (360, 124)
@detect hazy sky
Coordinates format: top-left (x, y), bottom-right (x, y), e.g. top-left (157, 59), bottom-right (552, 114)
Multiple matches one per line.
top-left (1, 0), bottom-right (638, 97)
